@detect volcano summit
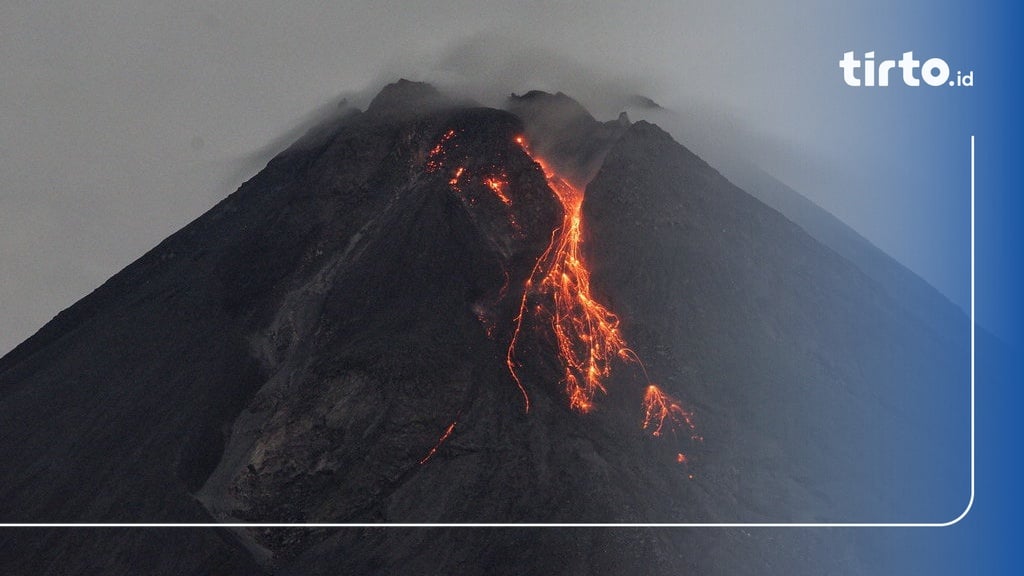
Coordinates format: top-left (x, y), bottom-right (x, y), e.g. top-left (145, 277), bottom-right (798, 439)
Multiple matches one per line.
top-left (0, 80), bottom-right (968, 575)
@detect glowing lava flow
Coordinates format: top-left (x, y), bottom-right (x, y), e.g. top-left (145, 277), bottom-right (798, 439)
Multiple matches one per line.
top-left (419, 129), bottom-right (700, 472)
top-left (419, 421), bottom-right (457, 465)
top-left (508, 136), bottom-right (696, 440)
top-left (506, 142), bottom-right (624, 413)
top-left (484, 175), bottom-right (513, 206)
top-left (642, 384), bottom-right (696, 439)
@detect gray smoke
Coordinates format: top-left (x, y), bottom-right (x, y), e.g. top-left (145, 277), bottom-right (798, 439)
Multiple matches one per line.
top-left (0, 1), bottom-right (966, 356)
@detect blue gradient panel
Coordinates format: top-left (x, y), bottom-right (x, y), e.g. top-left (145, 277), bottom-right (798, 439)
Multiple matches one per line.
top-left (713, 0), bottom-right (1022, 570)
top-left (843, 1), bottom-right (1022, 573)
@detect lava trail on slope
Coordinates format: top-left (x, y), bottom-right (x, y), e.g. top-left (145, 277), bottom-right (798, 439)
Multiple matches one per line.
top-left (507, 136), bottom-right (701, 464)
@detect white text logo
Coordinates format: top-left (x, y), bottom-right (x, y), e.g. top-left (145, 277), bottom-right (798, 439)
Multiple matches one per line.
top-left (839, 51), bottom-right (973, 87)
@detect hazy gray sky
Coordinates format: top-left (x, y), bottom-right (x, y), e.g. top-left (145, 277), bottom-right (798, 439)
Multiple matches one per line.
top-left (1, 0), bottom-right (972, 355)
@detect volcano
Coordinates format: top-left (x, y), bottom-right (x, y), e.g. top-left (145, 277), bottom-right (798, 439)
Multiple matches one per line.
top-left (0, 80), bottom-right (969, 575)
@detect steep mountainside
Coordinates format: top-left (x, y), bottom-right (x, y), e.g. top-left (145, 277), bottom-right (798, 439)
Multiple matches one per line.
top-left (0, 81), bottom-right (969, 575)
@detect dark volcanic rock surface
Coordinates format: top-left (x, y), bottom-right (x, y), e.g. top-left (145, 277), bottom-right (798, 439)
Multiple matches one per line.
top-left (583, 119), bottom-right (969, 520)
top-left (507, 90), bottom-right (629, 187)
top-left (0, 82), bottom-right (968, 575)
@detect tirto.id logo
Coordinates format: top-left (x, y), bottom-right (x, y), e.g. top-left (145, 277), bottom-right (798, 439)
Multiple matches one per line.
top-left (839, 51), bottom-right (973, 87)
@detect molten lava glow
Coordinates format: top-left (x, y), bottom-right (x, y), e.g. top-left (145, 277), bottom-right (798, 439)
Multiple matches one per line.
top-left (642, 384), bottom-right (696, 438)
top-left (484, 176), bottom-right (513, 206)
top-left (418, 421), bottom-right (457, 465)
top-left (426, 129), bottom-right (456, 173)
top-left (418, 130), bottom-right (701, 471)
top-left (449, 166), bottom-right (465, 189)
top-left (426, 129), bottom-right (517, 222)
top-left (505, 142), bottom-right (624, 413)
top-left (508, 137), bottom-right (694, 423)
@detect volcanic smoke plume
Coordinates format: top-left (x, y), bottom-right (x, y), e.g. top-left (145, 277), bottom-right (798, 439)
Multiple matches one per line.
top-left (0, 80), bottom-right (968, 575)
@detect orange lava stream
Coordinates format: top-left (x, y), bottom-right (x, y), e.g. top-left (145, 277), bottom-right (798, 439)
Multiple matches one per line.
top-left (421, 130), bottom-right (701, 471)
top-left (510, 151), bottom-right (622, 413)
top-left (418, 421), bottom-right (457, 465)
top-left (509, 137), bottom-right (681, 417)
top-left (642, 384), bottom-right (696, 438)
top-left (484, 176), bottom-right (513, 206)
